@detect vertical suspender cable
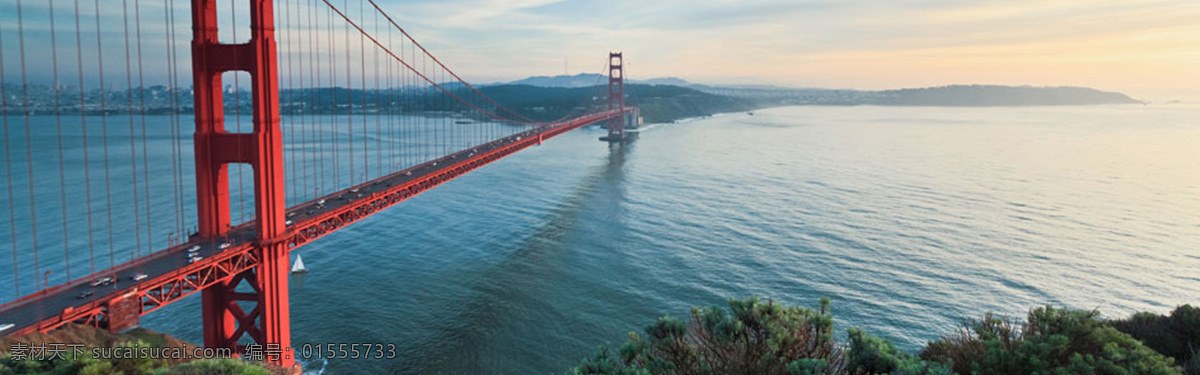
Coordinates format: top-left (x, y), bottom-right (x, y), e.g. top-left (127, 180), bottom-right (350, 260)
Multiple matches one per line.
top-left (439, 69), bottom-right (444, 156)
top-left (94, 0), bottom-right (116, 269)
top-left (294, 0), bottom-right (308, 203)
top-left (135, 0), bottom-right (152, 256)
top-left (403, 39), bottom-right (408, 169)
top-left (323, 2), bottom-right (331, 192)
top-left (344, 0), bottom-right (354, 187)
top-left (293, 0), bottom-right (306, 203)
top-left (283, 0), bottom-right (295, 206)
top-left (385, 12), bottom-right (393, 172)
top-left (1, 13), bottom-right (19, 296)
top-left (405, 40), bottom-right (409, 167)
top-left (174, 1), bottom-right (189, 236)
top-left (74, 0), bottom-right (96, 275)
top-left (410, 41), bottom-right (415, 167)
top-left (373, 2), bottom-right (381, 180)
top-left (164, 0), bottom-right (183, 240)
top-left (17, 0), bottom-right (43, 290)
top-left (290, 0), bottom-right (303, 203)
top-left (50, 0), bottom-right (72, 281)
top-left (294, 0), bottom-right (303, 200)
top-left (307, 0), bottom-right (318, 199)
top-left (359, 0), bottom-right (368, 181)
top-left (402, 38), bottom-right (408, 169)
top-left (441, 70), bottom-right (446, 157)
top-left (328, 4), bottom-right (338, 191)
top-left (232, 0), bottom-right (245, 225)
top-left (122, 0), bottom-right (143, 261)
top-left (422, 54), bottom-right (427, 161)
top-left (421, 53), bottom-right (426, 162)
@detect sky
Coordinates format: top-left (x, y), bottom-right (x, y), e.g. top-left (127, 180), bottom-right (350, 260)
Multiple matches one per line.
top-left (382, 0), bottom-right (1200, 99)
top-left (1, 0), bottom-right (1197, 100)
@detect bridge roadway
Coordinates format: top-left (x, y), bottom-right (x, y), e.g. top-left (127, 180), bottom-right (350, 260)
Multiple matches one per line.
top-left (0, 110), bottom-right (628, 336)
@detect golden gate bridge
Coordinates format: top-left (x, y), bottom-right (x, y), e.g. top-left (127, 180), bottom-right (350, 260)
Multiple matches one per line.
top-left (0, 0), bottom-right (637, 367)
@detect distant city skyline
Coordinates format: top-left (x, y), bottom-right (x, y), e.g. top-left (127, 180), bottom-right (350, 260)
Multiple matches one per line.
top-left (1, 0), bottom-right (1197, 100)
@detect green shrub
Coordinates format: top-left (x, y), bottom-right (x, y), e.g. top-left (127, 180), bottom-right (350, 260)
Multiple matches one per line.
top-left (0, 340), bottom-right (164, 375)
top-left (921, 306), bottom-right (1182, 374)
top-left (846, 329), bottom-right (950, 375)
top-left (570, 297), bottom-right (845, 375)
top-left (154, 358), bottom-right (271, 375)
top-left (1111, 305), bottom-right (1200, 374)
top-left (0, 340), bottom-right (269, 375)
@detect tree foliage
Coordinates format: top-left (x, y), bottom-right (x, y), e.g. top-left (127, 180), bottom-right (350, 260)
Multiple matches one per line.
top-left (154, 358), bottom-right (271, 375)
top-left (573, 300), bottom-right (1191, 375)
top-left (846, 329), bottom-right (950, 375)
top-left (921, 306), bottom-right (1181, 375)
top-left (571, 297), bottom-right (845, 375)
top-left (0, 340), bottom-right (270, 375)
top-left (1111, 305), bottom-right (1200, 374)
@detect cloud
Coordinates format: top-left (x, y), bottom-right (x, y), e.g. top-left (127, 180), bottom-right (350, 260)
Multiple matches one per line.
top-left (2, 0), bottom-right (1196, 97)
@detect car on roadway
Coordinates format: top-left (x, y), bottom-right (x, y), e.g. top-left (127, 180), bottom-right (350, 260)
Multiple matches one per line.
top-left (0, 323), bottom-right (14, 332)
top-left (218, 243), bottom-right (230, 250)
top-left (76, 290), bottom-right (94, 299)
top-left (90, 277), bottom-right (114, 287)
top-left (189, 256), bottom-right (204, 264)
top-left (130, 273), bottom-right (148, 281)
top-left (188, 245), bottom-right (201, 253)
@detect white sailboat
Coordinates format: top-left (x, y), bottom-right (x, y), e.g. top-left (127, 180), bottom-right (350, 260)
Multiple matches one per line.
top-left (291, 254), bottom-right (308, 274)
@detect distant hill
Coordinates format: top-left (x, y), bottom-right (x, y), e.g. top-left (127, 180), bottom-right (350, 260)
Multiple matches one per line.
top-left (689, 84), bottom-right (1141, 107)
top-left (478, 83), bottom-right (752, 124)
top-left (504, 75), bottom-right (1139, 107)
top-left (505, 74), bottom-right (690, 88)
top-left (870, 85), bottom-right (1139, 106)
top-left (478, 82), bottom-right (1139, 125)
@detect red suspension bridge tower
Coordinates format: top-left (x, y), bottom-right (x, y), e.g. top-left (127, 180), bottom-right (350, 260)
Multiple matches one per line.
top-left (191, 0), bottom-right (293, 366)
top-left (604, 52), bottom-right (626, 142)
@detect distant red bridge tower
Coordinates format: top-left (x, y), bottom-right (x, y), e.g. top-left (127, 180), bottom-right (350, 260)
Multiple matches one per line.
top-left (605, 52), bottom-right (626, 142)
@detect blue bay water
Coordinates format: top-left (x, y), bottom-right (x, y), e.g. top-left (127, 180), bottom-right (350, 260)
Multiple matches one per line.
top-left (3, 104), bottom-right (1200, 373)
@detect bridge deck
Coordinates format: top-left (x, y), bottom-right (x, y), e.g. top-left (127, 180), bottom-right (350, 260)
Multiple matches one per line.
top-left (0, 110), bottom-right (628, 336)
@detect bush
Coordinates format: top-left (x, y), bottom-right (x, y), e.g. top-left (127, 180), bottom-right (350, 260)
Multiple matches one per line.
top-left (570, 297), bottom-right (845, 375)
top-left (921, 306), bottom-right (1182, 374)
top-left (0, 339), bottom-right (165, 375)
top-left (846, 329), bottom-right (950, 375)
top-left (1111, 305), bottom-right (1200, 374)
top-left (572, 300), bottom-right (1190, 375)
top-left (154, 358), bottom-right (271, 375)
top-left (0, 339), bottom-right (270, 375)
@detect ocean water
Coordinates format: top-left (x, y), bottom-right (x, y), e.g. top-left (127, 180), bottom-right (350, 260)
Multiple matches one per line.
top-left (4, 104), bottom-right (1200, 373)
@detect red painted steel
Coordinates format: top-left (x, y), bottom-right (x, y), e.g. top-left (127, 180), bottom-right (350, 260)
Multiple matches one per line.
top-left (6, 240), bottom-right (260, 336)
top-left (607, 52), bottom-right (625, 141)
top-left (191, 0), bottom-right (292, 366)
